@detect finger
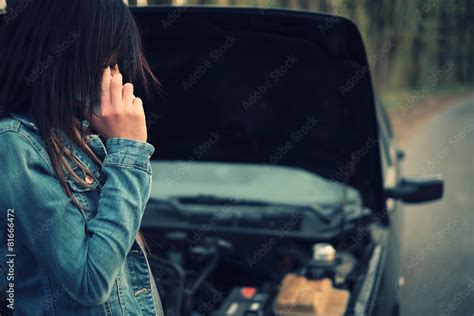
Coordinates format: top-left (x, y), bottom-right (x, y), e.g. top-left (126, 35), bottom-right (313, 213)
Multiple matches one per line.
top-left (133, 97), bottom-right (144, 113)
top-left (110, 73), bottom-right (123, 107)
top-left (101, 67), bottom-right (112, 108)
top-left (122, 83), bottom-right (134, 106)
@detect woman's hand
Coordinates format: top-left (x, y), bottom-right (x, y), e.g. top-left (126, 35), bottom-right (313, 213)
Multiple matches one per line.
top-left (90, 65), bottom-right (148, 143)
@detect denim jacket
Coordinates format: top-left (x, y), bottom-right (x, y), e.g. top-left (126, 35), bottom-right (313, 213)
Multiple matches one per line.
top-left (0, 112), bottom-right (164, 315)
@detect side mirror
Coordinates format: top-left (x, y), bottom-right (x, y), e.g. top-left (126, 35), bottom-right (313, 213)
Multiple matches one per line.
top-left (386, 175), bottom-right (444, 203)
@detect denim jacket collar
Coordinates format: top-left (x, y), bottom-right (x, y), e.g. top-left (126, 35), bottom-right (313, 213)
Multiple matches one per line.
top-left (9, 112), bottom-right (39, 132)
top-left (9, 112), bottom-right (107, 160)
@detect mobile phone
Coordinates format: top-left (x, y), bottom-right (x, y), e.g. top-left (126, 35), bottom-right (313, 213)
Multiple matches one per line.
top-left (75, 89), bottom-right (101, 117)
top-left (92, 101), bottom-right (101, 117)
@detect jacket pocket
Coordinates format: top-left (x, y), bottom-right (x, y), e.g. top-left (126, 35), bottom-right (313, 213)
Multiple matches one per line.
top-left (64, 165), bottom-right (101, 221)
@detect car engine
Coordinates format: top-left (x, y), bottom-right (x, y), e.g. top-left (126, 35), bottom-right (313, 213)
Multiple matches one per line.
top-left (143, 201), bottom-right (379, 316)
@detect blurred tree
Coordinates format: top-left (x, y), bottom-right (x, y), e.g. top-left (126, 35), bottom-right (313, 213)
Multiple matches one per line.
top-left (130, 0), bottom-right (474, 90)
top-left (3, 0), bottom-right (471, 91)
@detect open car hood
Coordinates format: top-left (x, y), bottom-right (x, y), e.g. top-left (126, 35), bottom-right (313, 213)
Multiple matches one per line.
top-left (138, 7), bottom-right (384, 211)
top-left (131, 6), bottom-right (385, 211)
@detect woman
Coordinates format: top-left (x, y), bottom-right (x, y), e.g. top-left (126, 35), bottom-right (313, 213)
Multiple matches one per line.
top-left (0, 0), bottom-right (163, 314)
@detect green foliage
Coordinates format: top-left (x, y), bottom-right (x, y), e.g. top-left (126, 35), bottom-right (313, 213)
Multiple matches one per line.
top-left (5, 0), bottom-right (469, 92)
top-left (144, 0), bottom-right (473, 92)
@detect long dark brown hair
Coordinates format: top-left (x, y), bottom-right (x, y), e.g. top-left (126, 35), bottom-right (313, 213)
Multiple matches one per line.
top-left (0, 0), bottom-right (158, 251)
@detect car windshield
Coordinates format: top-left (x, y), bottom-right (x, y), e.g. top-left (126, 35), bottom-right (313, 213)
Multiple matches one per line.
top-left (150, 161), bottom-right (362, 207)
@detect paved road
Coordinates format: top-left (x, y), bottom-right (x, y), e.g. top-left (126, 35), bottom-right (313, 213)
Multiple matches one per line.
top-left (399, 97), bottom-right (474, 316)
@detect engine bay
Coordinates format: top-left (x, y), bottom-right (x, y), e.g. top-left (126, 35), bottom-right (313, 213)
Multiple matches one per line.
top-left (143, 202), bottom-right (379, 316)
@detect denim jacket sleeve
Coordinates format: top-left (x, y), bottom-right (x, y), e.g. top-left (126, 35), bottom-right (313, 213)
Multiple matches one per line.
top-left (0, 131), bottom-right (155, 306)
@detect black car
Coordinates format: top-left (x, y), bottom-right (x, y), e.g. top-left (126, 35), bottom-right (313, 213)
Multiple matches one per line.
top-left (0, 5), bottom-right (444, 316)
top-left (132, 6), bottom-right (445, 316)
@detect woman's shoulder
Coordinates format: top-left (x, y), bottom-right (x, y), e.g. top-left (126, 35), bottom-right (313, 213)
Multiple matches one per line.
top-left (0, 112), bottom-right (39, 134)
top-left (0, 112), bottom-right (52, 169)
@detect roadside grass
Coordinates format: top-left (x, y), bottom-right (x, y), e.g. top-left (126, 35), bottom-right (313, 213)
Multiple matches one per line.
top-left (379, 85), bottom-right (474, 112)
